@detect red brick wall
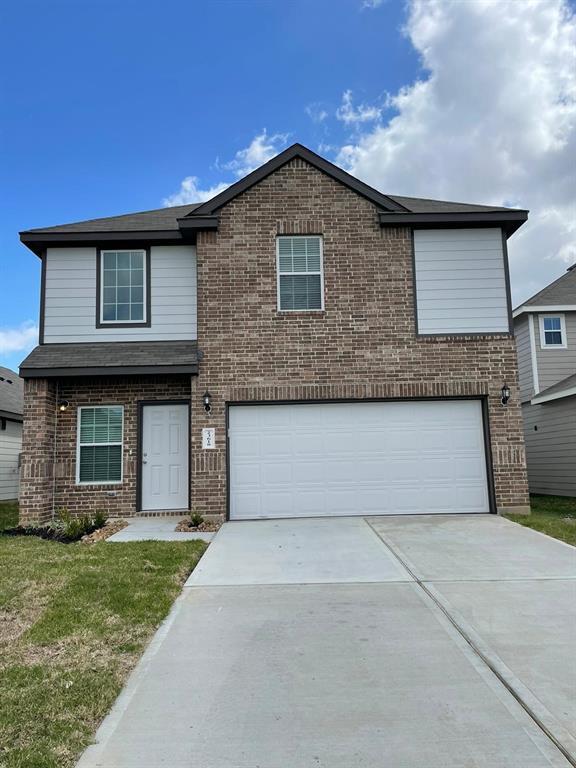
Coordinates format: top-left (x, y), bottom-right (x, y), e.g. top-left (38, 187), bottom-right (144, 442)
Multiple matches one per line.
top-left (20, 378), bottom-right (57, 524)
top-left (20, 375), bottom-right (190, 523)
top-left (19, 157), bottom-right (529, 522)
top-left (191, 158), bottom-right (529, 517)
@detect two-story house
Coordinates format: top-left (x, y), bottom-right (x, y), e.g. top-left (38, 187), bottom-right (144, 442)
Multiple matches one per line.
top-left (514, 266), bottom-right (576, 497)
top-left (18, 144), bottom-right (531, 524)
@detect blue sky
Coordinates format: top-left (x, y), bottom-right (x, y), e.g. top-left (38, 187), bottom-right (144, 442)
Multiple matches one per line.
top-left (1, 0), bottom-right (575, 371)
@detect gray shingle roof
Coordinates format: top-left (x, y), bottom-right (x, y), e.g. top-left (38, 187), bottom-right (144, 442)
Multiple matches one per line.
top-left (21, 196), bottom-right (517, 237)
top-left (534, 372), bottom-right (576, 401)
top-left (20, 342), bottom-right (198, 378)
top-left (0, 366), bottom-right (24, 418)
top-left (386, 194), bottom-right (514, 214)
top-left (519, 265), bottom-right (576, 308)
top-left (22, 204), bottom-right (201, 235)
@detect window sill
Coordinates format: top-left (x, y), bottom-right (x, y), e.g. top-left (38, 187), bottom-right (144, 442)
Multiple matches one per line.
top-left (275, 310), bottom-right (326, 318)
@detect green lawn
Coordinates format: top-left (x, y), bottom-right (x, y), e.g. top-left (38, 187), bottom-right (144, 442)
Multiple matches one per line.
top-left (0, 501), bottom-right (207, 768)
top-left (506, 494), bottom-right (576, 546)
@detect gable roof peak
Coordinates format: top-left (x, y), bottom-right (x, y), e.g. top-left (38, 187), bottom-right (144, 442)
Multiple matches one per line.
top-left (185, 142), bottom-right (410, 217)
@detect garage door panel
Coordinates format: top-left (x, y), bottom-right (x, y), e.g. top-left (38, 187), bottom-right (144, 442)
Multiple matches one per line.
top-left (229, 401), bottom-right (490, 519)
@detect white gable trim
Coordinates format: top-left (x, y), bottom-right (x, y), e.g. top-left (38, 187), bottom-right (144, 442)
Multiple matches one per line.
top-left (513, 304), bottom-right (576, 319)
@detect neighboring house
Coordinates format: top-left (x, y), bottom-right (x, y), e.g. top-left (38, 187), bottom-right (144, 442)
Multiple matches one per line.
top-left (18, 143), bottom-right (531, 524)
top-left (0, 367), bottom-right (24, 501)
top-left (513, 266), bottom-right (576, 497)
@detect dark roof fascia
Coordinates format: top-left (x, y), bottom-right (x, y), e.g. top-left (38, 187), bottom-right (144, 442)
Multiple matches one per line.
top-left (19, 230), bottom-right (189, 257)
top-left (378, 210), bottom-right (528, 236)
top-left (176, 215), bottom-right (219, 232)
top-left (186, 144), bottom-right (409, 219)
top-left (0, 409), bottom-right (23, 422)
top-left (20, 364), bottom-right (198, 379)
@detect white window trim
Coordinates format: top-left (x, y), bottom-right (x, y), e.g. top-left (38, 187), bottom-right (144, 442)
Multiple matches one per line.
top-left (76, 405), bottom-right (124, 485)
top-left (539, 313), bottom-right (567, 349)
top-left (276, 236), bottom-right (325, 312)
top-left (99, 249), bottom-right (148, 325)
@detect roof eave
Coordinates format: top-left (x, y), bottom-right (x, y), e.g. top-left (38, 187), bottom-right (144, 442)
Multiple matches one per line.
top-left (19, 229), bottom-right (190, 257)
top-left (378, 210), bottom-right (528, 236)
top-left (20, 364), bottom-right (198, 379)
top-left (531, 386), bottom-right (576, 405)
top-left (513, 304), bottom-right (576, 319)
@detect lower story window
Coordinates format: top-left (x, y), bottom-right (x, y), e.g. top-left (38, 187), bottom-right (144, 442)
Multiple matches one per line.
top-left (77, 406), bottom-right (123, 484)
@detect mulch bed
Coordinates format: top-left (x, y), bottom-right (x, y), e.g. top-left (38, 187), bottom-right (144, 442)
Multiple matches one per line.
top-left (175, 519), bottom-right (222, 533)
top-left (2, 524), bottom-right (99, 544)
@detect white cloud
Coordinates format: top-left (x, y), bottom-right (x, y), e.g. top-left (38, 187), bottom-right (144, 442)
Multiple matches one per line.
top-left (0, 322), bottom-right (38, 355)
top-left (336, 90), bottom-right (383, 125)
top-left (163, 130), bottom-right (288, 207)
top-left (162, 177), bottom-right (230, 207)
top-left (306, 103), bottom-right (329, 123)
top-left (222, 130), bottom-right (289, 178)
top-left (362, 0), bottom-right (385, 8)
top-left (336, 0), bottom-right (576, 304)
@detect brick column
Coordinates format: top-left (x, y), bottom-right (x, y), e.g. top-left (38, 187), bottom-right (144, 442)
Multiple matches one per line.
top-left (19, 378), bottom-right (57, 525)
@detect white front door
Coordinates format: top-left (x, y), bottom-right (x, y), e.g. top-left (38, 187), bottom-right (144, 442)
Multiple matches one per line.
top-left (141, 403), bottom-right (189, 511)
top-left (229, 400), bottom-right (490, 520)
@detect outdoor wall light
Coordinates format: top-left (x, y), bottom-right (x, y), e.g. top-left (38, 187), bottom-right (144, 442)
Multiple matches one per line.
top-left (202, 391), bottom-right (212, 414)
top-left (500, 384), bottom-right (511, 406)
top-left (58, 399), bottom-right (70, 412)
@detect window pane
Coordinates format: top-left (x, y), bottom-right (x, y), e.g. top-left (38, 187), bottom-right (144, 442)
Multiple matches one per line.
top-left (131, 269), bottom-right (144, 286)
top-left (278, 255), bottom-right (293, 273)
top-left (117, 287), bottom-right (130, 303)
top-left (130, 251), bottom-right (144, 269)
top-left (279, 274), bottom-right (322, 310)
top-left (131, 286), bottom-right (143, 303)
top-left (117, 303), bottom-right (130, 321)
top-left (103, 287), bottom-right (116, 303)
top-left (79, 445), bottom-right (121, 483)
top-left (103, 252), bottom-right (116, 270)
top-left (117, 252), bottom-right (130, 270)
top-left (306, 252), bottom-right (321, 271)
top-left (103, 270), bottom-right (116, 287)
top-left (131, 303), bottom-right (144, 321)
top-left (103, 304), bottom-right (116, 321)
top-left (117, 269), bottom-right (130, 286)
top-left (79, 409), bottom-right (95, 443)
top-left (545, 331), bottom-right (563, 345)
top-left (543, 317), bottom-right (561, 331)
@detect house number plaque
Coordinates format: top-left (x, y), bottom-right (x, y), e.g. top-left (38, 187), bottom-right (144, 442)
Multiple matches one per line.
top-left (202, 428), bottom-right (216, 449)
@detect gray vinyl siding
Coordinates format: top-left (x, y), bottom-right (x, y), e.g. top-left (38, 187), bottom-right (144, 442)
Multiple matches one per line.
top-left (522, 398), bottom-right (576, 497)
top-left (414, 228), bottom-right (509, 334)
top-left (0, 420), bottom-right (22, 500)
top-left (514, 316), bottom-right (534, 402)
top-left (534, 311), bottom-right (576, 392)
top-left (43, 245), bottom-right (197, 343)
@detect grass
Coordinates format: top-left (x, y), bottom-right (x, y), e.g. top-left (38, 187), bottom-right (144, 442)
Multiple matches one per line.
top-left (0, 501), bottom-right (207, 768)
top-left (506, 494), bottom-right (576, 546)
top-left (0, 499), bottom-right (18, 530)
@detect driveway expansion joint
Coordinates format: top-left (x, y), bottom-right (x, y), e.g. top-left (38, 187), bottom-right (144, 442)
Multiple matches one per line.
top-left (364, 517), bottom-right (576, 767)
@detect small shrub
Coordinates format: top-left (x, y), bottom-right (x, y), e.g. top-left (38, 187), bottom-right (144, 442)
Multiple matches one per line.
top-left (93, 510), bottom-right (108, 529)
top-left (190, 511), bottom-right (204, 528)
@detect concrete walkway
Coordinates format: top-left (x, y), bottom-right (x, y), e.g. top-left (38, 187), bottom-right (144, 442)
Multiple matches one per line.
top-left (78, 515), bottom-right (576, 768)
top-left (107, 516), bottom-right (214, 542)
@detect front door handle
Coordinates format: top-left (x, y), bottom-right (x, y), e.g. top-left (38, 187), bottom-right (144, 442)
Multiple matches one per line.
top-left (142, 459), bottom-right (148, 464)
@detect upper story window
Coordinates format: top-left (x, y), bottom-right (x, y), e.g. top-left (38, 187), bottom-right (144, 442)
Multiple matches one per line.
top-left (539, 314), bottom-right (566, 348)
top-left (99, 249), bottom-right (149, 325)
top-left (277, 236), bottom-right (324, 312)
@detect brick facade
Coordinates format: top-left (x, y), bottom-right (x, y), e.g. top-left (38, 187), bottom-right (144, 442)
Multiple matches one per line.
top-left (19, 158), bottom-right (530, 523)
top-left (20, 375), bottom-right (190, 523)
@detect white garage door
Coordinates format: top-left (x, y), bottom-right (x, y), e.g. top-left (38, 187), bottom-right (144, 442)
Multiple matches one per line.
top-left (229, 400), bottom-right (490, 519)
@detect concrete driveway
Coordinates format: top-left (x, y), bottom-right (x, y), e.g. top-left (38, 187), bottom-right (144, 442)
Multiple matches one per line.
top-left (78, 515), bottom-right (576, 768)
